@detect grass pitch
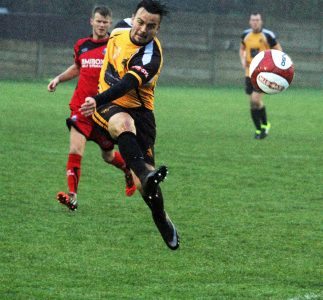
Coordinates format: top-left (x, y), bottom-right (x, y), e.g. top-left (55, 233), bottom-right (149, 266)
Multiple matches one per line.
top-left (0, 81), bottom-right (322, 299)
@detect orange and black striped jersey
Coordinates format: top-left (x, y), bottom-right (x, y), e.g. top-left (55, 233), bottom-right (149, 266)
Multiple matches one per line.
top-left (98, 26), bottom-right (163, 110)
top-left (241, 28), bottom-right (278, 75)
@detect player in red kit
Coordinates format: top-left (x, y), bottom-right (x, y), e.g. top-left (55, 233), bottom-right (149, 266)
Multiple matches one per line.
top-left (48, 6), bottom-right (136, 211)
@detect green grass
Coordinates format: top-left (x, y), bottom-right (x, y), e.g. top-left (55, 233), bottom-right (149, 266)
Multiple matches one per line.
top-left (0, 80), bottom-right (322, 299)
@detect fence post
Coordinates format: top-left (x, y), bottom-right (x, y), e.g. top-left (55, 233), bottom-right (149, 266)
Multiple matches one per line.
top-left (35, 40), bottom-right (44, 78)
top-left (320, 25), bottom-right (323, 53)
top-left (207, 14), bottom-right (216, 85)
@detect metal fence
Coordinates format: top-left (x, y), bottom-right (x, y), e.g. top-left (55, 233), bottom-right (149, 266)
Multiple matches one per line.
top-left (0, 8), bottom-right (322, 88)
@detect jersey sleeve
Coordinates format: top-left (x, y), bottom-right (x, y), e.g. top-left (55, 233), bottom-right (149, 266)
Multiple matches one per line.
top-left (114, 18), bottom-right (132, 29)
top-left (241, 32), bottom-right (246, 45)
top-left (127, 41), bottom-right (161, 86)
top-left (266, 34), bottom-right (277, 48)
top-left (240, 30), bottom-right (249, 46)
top-left (73, 41), bottom-right (81, 66)
top-left (263, 30), bottom-right (278, 48)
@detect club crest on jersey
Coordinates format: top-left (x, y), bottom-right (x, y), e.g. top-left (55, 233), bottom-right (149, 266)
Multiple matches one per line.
top-left (103, 48), bottom-right (107, 55)
top-left (131, 65), bottom-right (149, 78)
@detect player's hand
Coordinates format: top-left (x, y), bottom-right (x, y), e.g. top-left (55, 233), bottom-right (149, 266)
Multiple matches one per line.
top-left (80, 97), bottom-right (97, 117)
top-left (47, 77), bottom-right (59, 92)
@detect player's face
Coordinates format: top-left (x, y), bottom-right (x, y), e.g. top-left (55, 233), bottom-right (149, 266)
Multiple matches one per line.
top-left (130, 7), bottom-right (161, 45)
top-left (249, 14), bottom-right (263, 32)
top-left (91, 13), bottom-right (112, 40)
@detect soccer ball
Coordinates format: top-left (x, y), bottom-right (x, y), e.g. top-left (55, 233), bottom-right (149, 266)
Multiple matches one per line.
top-left (249, 49), bottom-right (294, 94)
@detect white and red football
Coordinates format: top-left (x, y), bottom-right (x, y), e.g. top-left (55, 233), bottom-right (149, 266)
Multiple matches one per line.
top-left (249, 49), bottom-right (294, 94)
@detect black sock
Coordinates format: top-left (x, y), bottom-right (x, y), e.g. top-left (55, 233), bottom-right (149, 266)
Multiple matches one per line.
top-left (117, 131), bottom-right (149, 181)
top-left (250, 109), bottom-right (262, 130)
top-left (143, 187), bottom-right (165, 218)
top-left (258, 106), bottom-right (267, 125)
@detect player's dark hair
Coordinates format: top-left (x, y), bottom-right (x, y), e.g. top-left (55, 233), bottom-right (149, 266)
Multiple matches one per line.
top-left (92, 5), bottom-right (112, 18)
top-left (250, 12), bottom-right (262, 17)
top-left (134, 0), bottom-right (168, 20)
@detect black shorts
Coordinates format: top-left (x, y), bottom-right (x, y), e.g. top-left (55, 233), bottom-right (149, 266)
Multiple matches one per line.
top-left (245, 76), bottom-right (254, 95)
top-left (93, 104), bottom-right (156, 166)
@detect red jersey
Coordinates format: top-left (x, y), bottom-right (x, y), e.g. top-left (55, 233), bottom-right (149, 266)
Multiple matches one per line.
top-left (70, 36), bottom-right (109, 110)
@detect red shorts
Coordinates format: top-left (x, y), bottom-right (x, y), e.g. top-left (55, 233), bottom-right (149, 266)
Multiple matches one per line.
top-left (66, 108), bottom-right (114, 151)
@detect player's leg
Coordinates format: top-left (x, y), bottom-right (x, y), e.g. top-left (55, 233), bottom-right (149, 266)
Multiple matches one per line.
top-left (126, 159), bottom-right (179, 250)
top-left (57, 126), bottom-right (86, 210)
top-left (93, 105), bottom-right (179, 249)
top-left (108, 112), bottom-right (150, 182)
top-left (90, 119), bottom-right (137, 197)
top-left (108, 111), bottom-right (179, 250)
top-left (246, 76), bottom-right (269, 139)
top-left (101, 149), bottom-right (136, 196)
top-left (250, 91), bottom-right (262, 137)
top-left (257, 95), bottom-right (271, 138)
top-left (250, 92), bottom-right (270, 139)
top-left (108, 112), bottom-right (166, 192)
top-left (141, 170), bottom-right (179, 251)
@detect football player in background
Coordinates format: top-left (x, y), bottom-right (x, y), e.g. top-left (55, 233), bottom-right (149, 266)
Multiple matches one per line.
top-left (80, 0), bottom-right (179, 250)
top-left (48, 5), bottom-right (136, 211)
top-left (239, 12), bottom-right (282, 139)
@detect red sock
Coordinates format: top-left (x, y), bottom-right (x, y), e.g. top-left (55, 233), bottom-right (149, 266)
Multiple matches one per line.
top-left (109, 151), bottom-right (126, 171)
top-left (66, 154), bottom-right (82, 194)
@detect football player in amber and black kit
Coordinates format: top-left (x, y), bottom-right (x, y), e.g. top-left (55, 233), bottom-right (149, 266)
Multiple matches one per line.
top-left (239, 12), bottom-right (282, 139)
top-left (48, 6), bottom-right (136, 211)
top-left (80, 0), bottom-right (179, 250)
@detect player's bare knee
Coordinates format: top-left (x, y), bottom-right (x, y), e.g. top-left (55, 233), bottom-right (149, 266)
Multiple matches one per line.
top-left (250, 101), bottom-right (260, 110)
top-left (109, 113), bottom-right (136, 139)
top-left (69, 127), bottom-right (86, 155)
top-left (101, 149), bottom-right (114, 163)
top-left (69, 144), bottom-right (84, 155)
top-left (250, 96), bottom-right (263, 109)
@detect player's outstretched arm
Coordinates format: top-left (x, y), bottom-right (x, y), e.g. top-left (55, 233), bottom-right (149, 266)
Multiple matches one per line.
top-left (80, 73), bottom-right (139, 116)
top-left (95, 73), bottom-right (139, 106)
top-left (47, 63), bottom-right (80, 92)
top-left (47, 77), bottom-right (60, 92)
